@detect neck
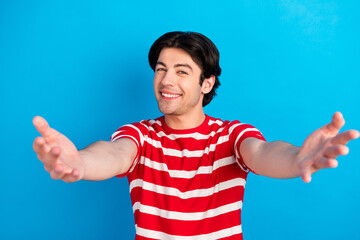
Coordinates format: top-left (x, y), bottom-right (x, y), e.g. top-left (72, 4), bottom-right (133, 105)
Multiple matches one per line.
top-left (164, 110), bottom-right (206, 130)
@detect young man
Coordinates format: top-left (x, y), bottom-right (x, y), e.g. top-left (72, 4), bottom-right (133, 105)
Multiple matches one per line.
top-left (33, 31), bottom-right (359, 239)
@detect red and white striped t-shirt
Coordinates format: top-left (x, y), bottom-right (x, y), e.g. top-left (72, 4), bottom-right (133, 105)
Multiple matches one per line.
top-left (111, 115), bottom-right (266, 240)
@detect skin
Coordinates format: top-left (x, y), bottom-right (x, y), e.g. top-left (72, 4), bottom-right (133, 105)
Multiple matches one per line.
top-left (153, 47), bottom-right (214, 129)
top-left (33, 47), bottom-right (359, 183)
top-left (241, 112), bottom-right (359, 182)
top-left (32, 118), bottom-right (137, 182)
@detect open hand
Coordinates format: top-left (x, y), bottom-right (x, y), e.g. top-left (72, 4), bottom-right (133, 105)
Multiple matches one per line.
top-left (297, 112), bottom-right (359, 183)
top-left (33, 116), bottom-right (85, 182)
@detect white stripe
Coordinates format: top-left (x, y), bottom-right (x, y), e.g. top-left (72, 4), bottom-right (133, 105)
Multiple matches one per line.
top-left (111, 130), bottom-right (124, 141)
top-left (233, 128), bottom-right (260, 172)
top-left (144, 137), bottom-right (218, 157)
top-left (135, 224), bottom-right (242, 240)
top-left (139, 156), bottom-right (236, 179)
top-left (112, 124), bottom-right (144, 146)
top-left (142, 123), bottom-right (255, 158)
top-left (129, 159), bottom-right (140, 174)
top-left (132, 201), bottom-right (242, 221)
top-left (234, 128), bottom-right (262, 153)
top-left (112, 134), bottom-right (139, 146)
top-left (126, 124), bottom-right (144, 146)
top-left (129, 178), bottom-right (246, 199)
top-left (111, 133), bottom-right (141, 174)
top-left (142, 121), bottom-right (226, 140)
top-left (145, 118), bottom-right (225, 140)
top-left (156, 130), bottom-right (223, 140)
top-left (217, 123), bottom-right (249, 144)
top-left (208, 119), bottom-right (224, 126)
top-left (164, 144), bottom-right (216, 157)
top-left (148, 119), bottom-right (162, 126)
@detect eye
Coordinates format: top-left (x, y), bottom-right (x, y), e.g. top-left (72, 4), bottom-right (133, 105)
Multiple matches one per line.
top-left (156, 68), bottom-right (166, 72)
top-left (178, 70), bottom-right (188, 75)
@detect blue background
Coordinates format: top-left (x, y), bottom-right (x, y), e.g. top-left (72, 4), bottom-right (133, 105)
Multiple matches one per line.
top-left (1, 0), bottom-right (359, 239)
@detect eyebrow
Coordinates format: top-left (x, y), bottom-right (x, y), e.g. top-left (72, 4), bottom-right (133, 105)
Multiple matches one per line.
top-left (156, 61), bottom-right (193, 72)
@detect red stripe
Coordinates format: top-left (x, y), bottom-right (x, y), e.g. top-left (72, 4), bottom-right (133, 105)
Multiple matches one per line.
top-left (131, 185), bottom-right (245, 213)
top-left (130, 164), bottom-right (247, 193)
top-left (134, 209), bottom-right (242, 236)
top-left (141, 147), bottom-right (233, 171)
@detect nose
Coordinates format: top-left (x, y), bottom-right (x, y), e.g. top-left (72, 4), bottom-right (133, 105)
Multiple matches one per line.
top-left (161, 70), bottom-right (175, 87)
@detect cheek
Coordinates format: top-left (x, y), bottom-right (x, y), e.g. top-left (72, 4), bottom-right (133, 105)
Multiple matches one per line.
top-left (185, 80), bottom-right (201, 93)
top-left (153, 78), bottom-right (159, 96)
top-left (180, 78), bottom-right (195, 88)
top-left (153, 76), bottom-right (160, 88)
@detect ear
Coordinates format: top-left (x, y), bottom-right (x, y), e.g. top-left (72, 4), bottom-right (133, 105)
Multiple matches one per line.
top-left (201, 75), bottom-right (215, 94)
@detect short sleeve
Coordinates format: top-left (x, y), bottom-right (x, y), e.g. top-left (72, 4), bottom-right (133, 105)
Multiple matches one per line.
top-left (230, 121), bottom-right (266, 174)
top-left (110, 122), bottom-right (145, 177)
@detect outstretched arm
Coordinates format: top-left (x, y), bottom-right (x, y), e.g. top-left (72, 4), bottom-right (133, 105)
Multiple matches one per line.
top-left (240, 112), bottom-right (359, 182)
top-left (33, 116), bottom-right (137, 182)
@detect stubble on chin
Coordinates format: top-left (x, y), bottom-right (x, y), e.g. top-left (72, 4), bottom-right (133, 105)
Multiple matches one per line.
top-left (157, 99), bottom-right (183, 116)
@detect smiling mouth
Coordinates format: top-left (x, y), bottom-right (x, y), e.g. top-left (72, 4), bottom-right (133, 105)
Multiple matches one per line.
top-left (160, 91), bottom-right (182, 99)
top-left (162, 92), bottom-right (180, 98)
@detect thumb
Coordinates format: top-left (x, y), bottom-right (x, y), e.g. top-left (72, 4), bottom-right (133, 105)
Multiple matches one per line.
top-left (324, 112), bottom-right (345, 135)
top-left (33, 116), bottom-right (53, 138)
top-left (300, 168), bottom-right (312, 183)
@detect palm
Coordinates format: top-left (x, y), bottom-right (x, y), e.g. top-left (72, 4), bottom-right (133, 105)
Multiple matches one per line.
top-left (33, 116), bottom-right (84, 182)
top-left (297, 112), bottom-right (358, 182)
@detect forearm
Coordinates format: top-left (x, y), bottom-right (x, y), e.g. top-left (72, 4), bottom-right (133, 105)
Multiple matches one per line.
top-left (79, 141), bottom-right (130, 181)
top-left (242, 113), bottom-right (359, 182)
top-left (243, 139), bottom-right (302, 179)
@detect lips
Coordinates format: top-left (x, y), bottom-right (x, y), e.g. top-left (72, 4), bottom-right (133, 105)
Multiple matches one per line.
top-left (160, 90), bottom-right (182, 99)
top-left (162, 92), bottom-right (181, 98)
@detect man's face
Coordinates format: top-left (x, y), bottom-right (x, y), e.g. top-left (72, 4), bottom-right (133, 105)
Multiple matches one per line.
top-left (153, 47), bottom-right (205, 117)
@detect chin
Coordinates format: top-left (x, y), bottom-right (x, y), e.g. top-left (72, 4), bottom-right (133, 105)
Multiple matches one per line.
top-left (156, 101), bottom-right (177, 115)
top-left (158, 105), bottom-right (183, 116)
top-left (159, 108), bottom-right (177, 116)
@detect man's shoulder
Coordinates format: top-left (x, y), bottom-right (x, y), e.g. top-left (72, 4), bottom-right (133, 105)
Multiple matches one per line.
top-left (120, 116), bottom-right (163, 127)
top-left (206, 115), bottom-right (241, 127)
top-left (118, 116), bottom-right (165, 135)
top-left (206, 115), bottom-right (262, 136)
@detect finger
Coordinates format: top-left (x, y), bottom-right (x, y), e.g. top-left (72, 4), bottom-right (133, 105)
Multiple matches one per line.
top-left (50, 163), bottom-right (65, 180)
top-left (48, 147), bottom-right (61, 162)
top-left (323, 112), bottom-right (345, 135)
top-left (300, 168), bottom-right (312, 183)
top-left (323, 145), bottom-right (349, 158)
top-left (314, 157), bottom-right (338, 169)
top-left (33, 137), bottom-right (52, 162)
top-left (42, 146), bottom-right (61, 170)
top-left (62, 169), bottom-right (81, 183)
top-left (33, 137), bottom-right (48, 154)
top-left (33, 116), bottom-right (52, 138)
top-left (331, 130), bottom-right (360, 145)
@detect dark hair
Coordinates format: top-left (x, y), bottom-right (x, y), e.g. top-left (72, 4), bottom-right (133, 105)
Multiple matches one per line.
top-left (148, 31), bottom-right (221, 107)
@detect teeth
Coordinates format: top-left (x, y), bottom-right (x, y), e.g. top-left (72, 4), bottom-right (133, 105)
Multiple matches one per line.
top-left (162, 93), bottom-right (180, 98)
